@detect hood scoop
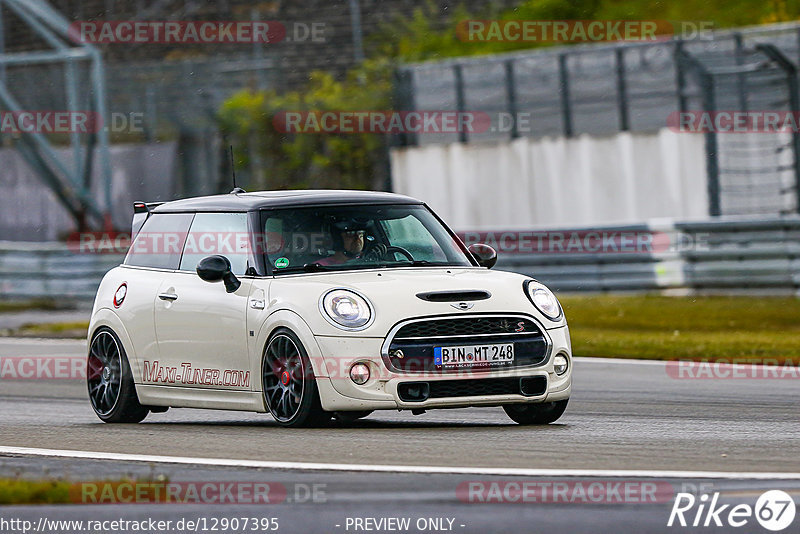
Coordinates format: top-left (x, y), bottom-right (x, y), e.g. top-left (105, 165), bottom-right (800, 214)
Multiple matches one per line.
top-left (416, 290), bottom-right (491, 302)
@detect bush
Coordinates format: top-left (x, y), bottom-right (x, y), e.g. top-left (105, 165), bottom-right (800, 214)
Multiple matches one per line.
top-left (218, 59), bottom-right (393, 191)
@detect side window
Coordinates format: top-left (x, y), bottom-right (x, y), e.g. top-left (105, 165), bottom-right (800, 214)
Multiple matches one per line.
top-left (179, 212), bottom-right (249, 275)
top-left (124, 213), bottom-right (194, 270)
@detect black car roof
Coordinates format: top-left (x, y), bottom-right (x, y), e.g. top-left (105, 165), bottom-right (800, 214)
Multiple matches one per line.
top-left (152, 190), bottom-right (423, 212)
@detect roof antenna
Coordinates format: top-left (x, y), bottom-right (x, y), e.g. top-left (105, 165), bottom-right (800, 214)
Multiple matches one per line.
top-left (229, 145), bottom-right (245, 194)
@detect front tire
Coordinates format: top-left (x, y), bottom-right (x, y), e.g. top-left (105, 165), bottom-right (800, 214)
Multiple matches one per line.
top-left (87, 327), bottom-right (148, 423)
top-left (262, 328), bottom-right (330, 428)
top-left (503, 399), bottom-right (568, 425)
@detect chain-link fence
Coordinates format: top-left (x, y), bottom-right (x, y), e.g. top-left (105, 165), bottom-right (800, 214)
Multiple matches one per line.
top-left (394, 23), bottom-right (800, 142)
top-left (394, 22), bottom-right (800, 218)
top-left (678, 42), bottom-right (800, 217)
top-left (3, 54), bottom-right (279, 141)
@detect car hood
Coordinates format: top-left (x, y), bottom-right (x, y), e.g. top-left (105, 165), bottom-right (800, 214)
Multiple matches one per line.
top-left (265, 267), bottom-right (564, 337)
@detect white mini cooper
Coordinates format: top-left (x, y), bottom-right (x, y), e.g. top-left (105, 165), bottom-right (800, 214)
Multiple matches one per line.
top-left (87, 190), bottom-right (572, 427)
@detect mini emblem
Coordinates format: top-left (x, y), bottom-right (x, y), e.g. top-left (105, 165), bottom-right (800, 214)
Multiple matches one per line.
top-left (451, 302), bottom-right (474, 310)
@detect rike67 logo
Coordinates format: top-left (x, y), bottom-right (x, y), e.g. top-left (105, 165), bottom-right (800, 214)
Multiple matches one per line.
top-left (668, 490), bottom-right (796, 531)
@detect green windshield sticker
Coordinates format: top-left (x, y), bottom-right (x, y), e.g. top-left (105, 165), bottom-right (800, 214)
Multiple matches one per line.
top-left (274, 257), bottom-right (290, 269)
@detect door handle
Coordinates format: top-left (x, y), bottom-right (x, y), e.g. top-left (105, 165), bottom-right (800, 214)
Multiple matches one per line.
top-left (158, 293), bottom-right (178, 301)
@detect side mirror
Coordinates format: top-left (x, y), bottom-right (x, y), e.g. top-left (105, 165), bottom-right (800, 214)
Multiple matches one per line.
top-left (468, 243), bottom-right (498, 269)
top-left (196, 255), bottom-right (241, 293)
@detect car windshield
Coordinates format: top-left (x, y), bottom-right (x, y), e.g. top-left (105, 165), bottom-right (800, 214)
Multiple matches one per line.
top-left (261, 204), bottom-right (473, 274)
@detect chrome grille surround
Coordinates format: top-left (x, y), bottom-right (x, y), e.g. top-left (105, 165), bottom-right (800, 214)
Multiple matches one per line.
top-left (380, 313), bottom-right (552, 374)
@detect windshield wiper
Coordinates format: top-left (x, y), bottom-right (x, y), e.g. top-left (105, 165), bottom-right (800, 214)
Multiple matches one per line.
top-left (274, 260), bottom-right (462, 274)
top-left (274, 262), bottom-right (336, 274)
top-left (392, 260), bottom-right (457, 267)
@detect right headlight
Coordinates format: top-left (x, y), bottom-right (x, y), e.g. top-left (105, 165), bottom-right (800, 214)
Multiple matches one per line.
top-left (320, 288), bottom-right (374, 330)
top-left (523, 280), bottom-right (563, 321)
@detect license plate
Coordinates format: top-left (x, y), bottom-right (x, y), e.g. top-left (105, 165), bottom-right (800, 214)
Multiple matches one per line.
top-left (433, 343), bottom-right (514, 368)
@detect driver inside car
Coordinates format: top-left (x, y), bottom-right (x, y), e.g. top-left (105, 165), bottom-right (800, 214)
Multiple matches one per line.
top-left (318, 219), bottom-right (387, 266)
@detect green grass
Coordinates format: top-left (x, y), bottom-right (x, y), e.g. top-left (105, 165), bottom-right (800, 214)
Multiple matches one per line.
top-left (10, 321), bottom-right (89, 338)
top-left (0, 477), bottom-right (172, 505)
top-left (0, 479), bottom-right (71, 505)
top-left (560, 295), bottom-right (800, 363)
top-left (7, 296), bottom-right (797, 362)
top-left (0, 300), bottom-right (61, 313)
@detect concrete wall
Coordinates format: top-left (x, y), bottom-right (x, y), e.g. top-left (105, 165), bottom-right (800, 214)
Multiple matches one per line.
top-left (0, 142), bottom-right (177, 241)
top-left (390, 129), bottom-right (709, 229)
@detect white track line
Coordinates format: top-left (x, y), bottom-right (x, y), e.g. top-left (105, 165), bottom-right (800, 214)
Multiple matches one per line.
top-left (574, 356), bottom-right (665, 366)
top-left (0, 446), bottom-right (798, 480)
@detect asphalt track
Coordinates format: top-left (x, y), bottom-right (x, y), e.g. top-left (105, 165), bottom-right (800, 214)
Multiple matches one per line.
top-left (0, 337), bottom-right (797, 533)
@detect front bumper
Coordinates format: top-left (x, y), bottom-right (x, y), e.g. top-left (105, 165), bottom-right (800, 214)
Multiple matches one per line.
top-left (312, 324), bottom-right (572, 412)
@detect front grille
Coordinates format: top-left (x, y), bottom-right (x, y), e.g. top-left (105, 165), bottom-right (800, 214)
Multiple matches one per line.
top-left (385, 315), bottom-right (549, 373)
top-left (394, 317), bottom-right (540, 339)
top-left (396, 376), bottom-right (548, 401)
top-left (429, 377), bottom-right (520, 398)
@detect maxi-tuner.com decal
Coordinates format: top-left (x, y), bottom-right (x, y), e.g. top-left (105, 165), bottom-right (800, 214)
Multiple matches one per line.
top-left (668, 490), bottom-right (796, 531)
top-left (142, 360), bottom-right (250, 388)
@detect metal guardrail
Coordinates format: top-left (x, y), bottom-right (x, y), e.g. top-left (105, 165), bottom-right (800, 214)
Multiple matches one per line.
top-left (676, 218), bottom-right (800, 290)
top-left (0, 216), bottom-right (798, 302)
top-left (0, 241), bottom-right (123, 300)
top-left (466, 216), bottom-right (800, 294)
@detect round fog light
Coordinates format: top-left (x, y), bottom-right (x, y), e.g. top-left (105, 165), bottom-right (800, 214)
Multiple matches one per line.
top-left (553, 355), bottom-right (569, 376)
top-left (349, 363), bottom-right (370, 385)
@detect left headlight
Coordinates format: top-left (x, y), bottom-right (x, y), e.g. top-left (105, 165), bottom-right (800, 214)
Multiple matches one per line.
top-left (523, 280), bottom-right (562, 321)
top-left (320, 289), bottom-right (374, 330)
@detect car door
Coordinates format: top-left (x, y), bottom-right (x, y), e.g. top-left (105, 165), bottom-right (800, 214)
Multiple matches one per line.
top-left (120, 212), bottom-right (194, 377)
top-left (153, 212), bottom-right (252, 390)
